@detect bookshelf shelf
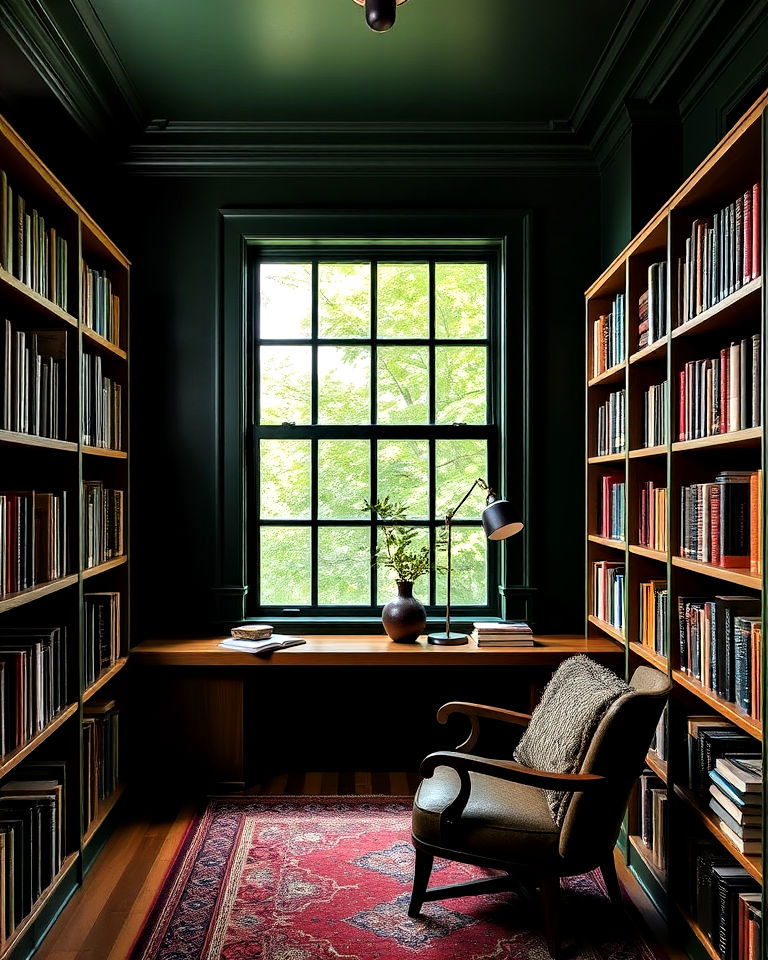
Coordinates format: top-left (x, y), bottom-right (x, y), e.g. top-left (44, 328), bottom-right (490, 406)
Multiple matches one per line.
top-left (671, 669), bottom-right (761, 738)
top-left (0, 704), bottom-right (78, 779)
top-left (0, 431), bottom-right (78, 453)
top-left (628, 445), bottom-right (666, 459)
top-left (82, 657), bottom-right (128, 703)
top-left (670, 556), bottom-right (761, 590)
top-left (0, 574), bottom-right (79, 614)
top-left (628, 834), bottom-right (667, 888)
top-left (81, 556), bottom-right (128, 580)
top-left (587, 452), bottom-right (625, 464)
top-left (588, 362), bottom-right (626, 387)
top-left (670, 276), bottom-right (762, 342)
top-left (629, 544), bottom-right (666, 562)
top-left (587, 535), bottom-right (625, 551)
top-left (82, 782), bottom-right (126, 850)
top-left (587, 614), bottom-right (625, 644)
top-left (81, 445), bottom-right (128, 459)
top-left (0, 266), bottom-right (78, 329)
top-left (678, 907), bottom-right (722, 960)
top-left (671, 427), bottom-right (762, 453)
top-left (630, 337), bottom-right (667, 365)
top-left (673, 784), bottom-right (762, 883)
top-left (628, 641), bottom-right (668, 671)
top-left (80, 324), bottom-right (127, 360)
top-left (646, 751), bottom-right (668, 783)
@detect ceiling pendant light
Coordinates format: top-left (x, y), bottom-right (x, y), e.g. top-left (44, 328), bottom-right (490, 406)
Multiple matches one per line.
top-left (352, 0), bottom-right (409, 32)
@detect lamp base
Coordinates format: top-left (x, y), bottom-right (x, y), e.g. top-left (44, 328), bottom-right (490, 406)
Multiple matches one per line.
top-left (427, 631), bottom-right (469, 646)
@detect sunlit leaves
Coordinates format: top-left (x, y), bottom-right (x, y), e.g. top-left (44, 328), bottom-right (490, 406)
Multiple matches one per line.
top-left (260, 440), bottom-right (311, 518)
top-left (377, 263), bottom-right (429, 338)
top-left (259, 346), bottom-right (311, 424)
top-left (259, 263), bottom-right (312, 339)
top-left (436, 527), bottom-right (487, 606)
top-left (377, 346), bottom-right (428, 423)
top-left (318, 346), bottom-right (371, 424)
top-left (317, 527), bottom-right (370, 604)
top-left (260, 527), bottom-right (311, 604)
top-left (435, 439), bottom-right (487, 518)
top-left (435, 346), bottom-right (487, 424)
top-left (318, 440), bottom-right (369, 518)
top-left (435, 263), bottom-right (487, 338)
top-left (378, 439), bottom-right (429, 517)
top-left (319, 263), bottom-right (370, 338)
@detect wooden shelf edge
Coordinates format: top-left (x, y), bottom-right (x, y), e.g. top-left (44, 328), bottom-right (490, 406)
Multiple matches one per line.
top-left (628, 640), bottom-right (668, 671)
top-left (671, 277), bottom-right (762, 340)
top-left (81, 445), bottom-right (128, 459)
top-left (82, 658), bottom-right (128, 703)
top-left (588, 362), bottom-right (626, 387)
top-left (588, 535), bottom-right (626, 551)
top-left (80, 324), bottom-right (127, 360)
top-left (82, 783), bottom-right (126, 850)
top-left (671, 669), bottom-right (761, 738)
top-left (677, 906), bottom-right (721, 960)
top-left (0, 704), bottom-right (78, 779)
top-left (671, 427), bottom-right (762, 452)
top-left (645, 751), bottom-right (668, 783)
top-left (0, 850), bottom-right (79, 959)
top-left (629, 337), bottom-right (668, 365)
top-left (628, 446), bottom-right (667, 459)
top-left (670, 556), bottom-right (761, 590)
top-left (673, 784), bottom-right (762, 883)
top-left (629, 544), bottom-right (667, 561)
top-left (0, 267), bottom-right (78, 328)
top-left (81, 556), bottom-right (128, 580)
top-left (628, 834), bottom-right (668, 888)
top-left (0, 574), bottom-right (79, 614)
top-left (0, 431), bottom-right (77, 453)
top-left (588, 452), bottom-right (626, 464)
top-left (587, 615), bottom-right (625, 644)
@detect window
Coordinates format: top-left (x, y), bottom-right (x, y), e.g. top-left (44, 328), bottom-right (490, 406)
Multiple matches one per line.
top-left (248, 249), bottom-right (501, 618)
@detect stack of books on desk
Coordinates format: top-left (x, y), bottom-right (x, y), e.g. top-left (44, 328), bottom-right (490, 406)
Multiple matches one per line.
top-left (219, 624), bottom-right (305, 654)
top-left (709, 755), bottom-right (762, 855)
top-left (471, 622), bottom-right (534, 647)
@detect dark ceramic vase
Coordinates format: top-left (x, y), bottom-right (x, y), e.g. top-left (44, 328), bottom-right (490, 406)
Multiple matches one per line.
top-left (382, 581), bottom-right (427, 643)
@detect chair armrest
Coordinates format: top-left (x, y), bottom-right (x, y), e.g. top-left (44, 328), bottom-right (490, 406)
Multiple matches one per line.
top-left (419, 750), bottom-right (607, 827)
top-left (436, 702), bottom-right (531, 752)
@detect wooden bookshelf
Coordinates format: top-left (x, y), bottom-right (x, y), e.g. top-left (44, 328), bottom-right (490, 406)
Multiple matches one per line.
top-left (586, 87), bottom-right (768, 960)
top-left (628, 834), bottom-right (667, 887)
top-left (82, 782), bottom-right (126, 849)
top-left (0, 110), bottom-right (129, 960)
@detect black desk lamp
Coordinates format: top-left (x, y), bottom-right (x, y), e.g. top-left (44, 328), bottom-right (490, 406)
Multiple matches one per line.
top-left (428, 478), bottom-right (524, 646)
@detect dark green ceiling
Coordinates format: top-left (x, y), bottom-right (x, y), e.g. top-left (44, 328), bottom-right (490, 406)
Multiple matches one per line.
top-left (88, 0), bottom-right (629, 123)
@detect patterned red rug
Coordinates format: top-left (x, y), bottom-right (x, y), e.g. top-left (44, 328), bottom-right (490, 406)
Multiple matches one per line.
top-left (129, 796), bottom-right (661, 960)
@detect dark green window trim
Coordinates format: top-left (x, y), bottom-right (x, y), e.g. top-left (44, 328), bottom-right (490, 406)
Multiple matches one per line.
top-left (212, 210), bottom-right (532, 631)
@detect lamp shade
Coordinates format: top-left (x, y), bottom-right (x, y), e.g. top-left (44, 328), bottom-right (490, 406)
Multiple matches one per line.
top-left (481, 496), bottom-right (524, 541)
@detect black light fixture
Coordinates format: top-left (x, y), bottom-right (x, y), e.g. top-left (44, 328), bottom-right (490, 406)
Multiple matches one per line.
top-left (428, 479), bottom-right (524, 646)
top-left (352, 0), bottom-right (409, 32)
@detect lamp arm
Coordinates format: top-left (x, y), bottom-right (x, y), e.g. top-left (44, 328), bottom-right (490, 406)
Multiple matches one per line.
top-left (446, 477), bottom-right (489, 523)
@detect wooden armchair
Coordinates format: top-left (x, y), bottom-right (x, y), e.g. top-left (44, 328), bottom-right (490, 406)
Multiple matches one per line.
top-left (409, 665), bottom-right (672, 958)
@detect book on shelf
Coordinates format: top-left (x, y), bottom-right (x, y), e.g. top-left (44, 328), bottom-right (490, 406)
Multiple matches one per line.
top-left (0, 490), bottom-right (68, 595)
top-left (218, 635), bottom-right (305, 654)
top-left (83, 592), bottom-right (120, 689)
top-left (0, 170), bottom-right (69, 309)
top-left (643, 381), bottom-right (667, 448)
top-left (687, 718), bottom-right (756, 798)
top-left (709, 756), bottom-right (762, 855)
top-left (81, 263), bottom-right (121, 348)
top-left (749, 470), bottom-right (762, 575)
top-left (592, 561), bottom-right (625, 630)
top-left (638, 481), bottom-right (667, 551)
top-left (678, 336), bottom-right (761, 440)
top-left (598, 473), bottom-right (624, 540)
top-left (736, 892), bottom-right (762, 960)
top-left (596, 388), bottom-right (625, 456)
top-left (638, 769), bottom-right (667, 871)
top-left (679, 470), bottom-right (761, 570)
top-left (639, 580), bottom-right (667, 657)
top-left (649, 705), bottom-right (668, 763)
top-left (678, 597), bottom-right (761, 713)
top-left (694, 843), bottom-right (760, 960)
top-left (592, 292), bottom-right (625, 377)
top-left (81, 352), bottom-right (123, 450)
top-left (82, 482), bottom-right (124, 569)
top-left (637, 261), bottom-right (667, 348)
top-left (83, 699), bottom-right (120, 829)
top-left (1, 319), bottom-right (67, 439)
top-left (675, 183), bottom-right (761, 325)
top-left (470, 622), bottom-right (534, 646)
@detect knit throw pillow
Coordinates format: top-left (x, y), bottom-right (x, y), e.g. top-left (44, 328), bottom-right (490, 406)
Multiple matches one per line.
top-left (513, 655), bottom-right (630, 825)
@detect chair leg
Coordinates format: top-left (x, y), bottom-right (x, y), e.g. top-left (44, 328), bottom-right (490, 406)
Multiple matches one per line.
top-left (539, 875), bottom-right (561, 960)
top-left (600, 855), bottom-right (623, 909)
top-left (408, 849), bottom-right (434, 917)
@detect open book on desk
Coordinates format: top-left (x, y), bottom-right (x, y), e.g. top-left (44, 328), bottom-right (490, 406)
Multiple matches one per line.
top-left (218, 636), bottom-right (306, 654)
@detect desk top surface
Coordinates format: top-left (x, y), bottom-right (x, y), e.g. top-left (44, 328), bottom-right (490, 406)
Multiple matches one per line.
top-left (130, 634), bottom-right (622, 667)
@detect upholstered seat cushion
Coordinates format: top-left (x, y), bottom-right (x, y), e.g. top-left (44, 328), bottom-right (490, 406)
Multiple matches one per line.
top-left (412, 765), bottom-right (559, 864)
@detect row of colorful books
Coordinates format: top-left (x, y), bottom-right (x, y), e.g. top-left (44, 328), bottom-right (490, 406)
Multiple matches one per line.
top-left (639, 580), bottom-right (667, 657)
top-left (637, 260), bottom-right (667, 349)
top-left (679, 470), bottom-right (762, 573)
top-left (643, 381), bottom-right (667, 448)
top-left (591, 292), bottom-right (625, 377)
top-left (81, 264), bottom-right (121, 348)
top-left (0, 491), bottom-right (68, 596)
top-left (597, 474), bottom-right (624, 540)
top-left (592, 561), bottom-right (624, 630)
top-left (0, 170), bottom-right (69, 310)
top-left (638, 480), bottom-right (667, 551)
top-left (678, 335), bottom-right (761, 441)
top-left (82, 352), bottom-right (123, 450)
top-left (709, 754), bottom-right (762, 857)
top-left (595, 388), bottom-right (624, 456)
top-left (1, 319), bottom-right (67, 440)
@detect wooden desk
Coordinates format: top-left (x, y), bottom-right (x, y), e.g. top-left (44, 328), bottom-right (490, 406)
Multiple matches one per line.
top-left (130, 635), bottom-right (622, 788)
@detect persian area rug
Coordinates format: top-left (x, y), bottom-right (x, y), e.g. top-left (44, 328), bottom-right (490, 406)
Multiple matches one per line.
top-left (129, 796), bottom-right (661, 960)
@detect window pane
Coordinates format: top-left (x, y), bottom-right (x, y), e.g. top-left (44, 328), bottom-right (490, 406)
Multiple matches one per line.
top-left (435, 263), bottom-right (487, 338)
top-left (259, 346), bottom-right (311, 424)
top-left (435, 346), bottom-right (486, 424)
top-left (318, 440), bottom-right (369, 518)
top-left (376, 527), bottom-right (430, 606)
top-left (317, 527), bottom-right (370, 605)
top-left (259, 264), bottom-right (312, 339)
top-left (377, 263), bottom-right (429, 338)
top-left (260, 527), bottom-right (311, 605)
top-left (318, 263), bottom-right (370, 338)
top-left (318, 346), bottom-right (371, 424)
top-left (435, 439), bottom-right (488, 518)
top-left (377, 439), bottom-right (429, 518)
top-left (436, 527), bottom-right (487, 606)
top-left (259, 440), bottom-right (311, 519)
top-left (377, 346), bottom-right (429, 424)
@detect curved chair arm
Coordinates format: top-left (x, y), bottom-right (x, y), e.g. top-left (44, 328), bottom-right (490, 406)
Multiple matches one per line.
top-left (436, 702), bottom-right (532, 752)
top-left (419, 750), bottom-right (607, 829)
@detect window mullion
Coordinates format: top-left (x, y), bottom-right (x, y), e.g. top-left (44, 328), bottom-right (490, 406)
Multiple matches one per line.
top-left (370, 260), bottom-right (378, 609)
top-left (428, 260), bottom-right (437, 607)
top-left (310, 262), bottom-right (319, 608)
